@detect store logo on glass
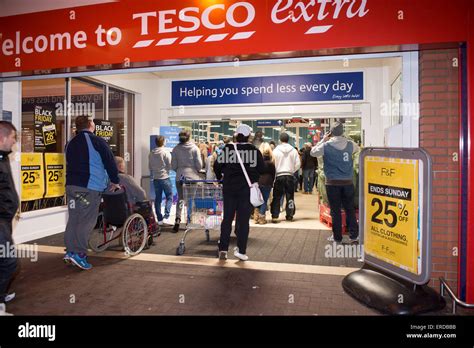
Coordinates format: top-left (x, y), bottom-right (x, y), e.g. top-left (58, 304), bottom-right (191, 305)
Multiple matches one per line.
top-left (271, 0), bottom-right (370, 34)
top-left (132, 2), bottom-right (256, 48)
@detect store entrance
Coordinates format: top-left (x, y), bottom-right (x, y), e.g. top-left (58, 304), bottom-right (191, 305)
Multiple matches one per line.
top-left (169, 116), bottom-right (362, 231)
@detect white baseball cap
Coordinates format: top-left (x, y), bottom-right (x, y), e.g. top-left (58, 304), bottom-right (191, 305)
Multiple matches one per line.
top-left (235, 124), bottom-right (253, 137)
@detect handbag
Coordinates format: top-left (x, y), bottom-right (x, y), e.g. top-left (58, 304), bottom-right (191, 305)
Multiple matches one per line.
top-left (233, 144), bottom-right (264, 207)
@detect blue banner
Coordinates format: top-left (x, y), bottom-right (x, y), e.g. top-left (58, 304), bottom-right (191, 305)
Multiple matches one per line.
top-left (256, 120), bottom-right (283, 127)
top-left (172, 72), bottom-right (363, 106)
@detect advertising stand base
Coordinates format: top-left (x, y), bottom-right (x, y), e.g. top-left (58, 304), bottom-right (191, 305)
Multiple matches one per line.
top-left (342, 265), bottom-right (446, 315)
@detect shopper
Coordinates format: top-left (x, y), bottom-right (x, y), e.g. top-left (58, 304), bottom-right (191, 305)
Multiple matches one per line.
top-left (198, 141), bottom-right (208, 170)
top-left (301, 142), bottom-right (318, 194)
top-left (256, 143), bottom-right (276, 224)
top-left (252, 130), bottom-right (265, 148)
top-left (270, 133), bottom-right (301, 223)
top-left (311, 121), bottom-right (359, 244)
top-left (214, 124), bottom-right (264, 261)
top-left (115, 156), bottom-right (146, 206)
top-left (149, 135), bottom-right (173, 225)
top-left (171, 131), bottom-right (202, 232)
top-left (0, 121), bottom-right (19, 316)
top-left (64, 116), bottom-right (120, 270)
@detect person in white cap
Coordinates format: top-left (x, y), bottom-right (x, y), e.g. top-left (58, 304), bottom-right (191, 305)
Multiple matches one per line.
top-left (214, 124), bottom-right (264, 261)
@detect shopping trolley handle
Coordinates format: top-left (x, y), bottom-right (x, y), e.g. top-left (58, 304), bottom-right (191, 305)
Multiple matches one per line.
top-left (179, 177), bottom-right (222, 184)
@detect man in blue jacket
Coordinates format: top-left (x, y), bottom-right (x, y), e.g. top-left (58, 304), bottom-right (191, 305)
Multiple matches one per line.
top-left (63, 116), bottom-right (120, 270)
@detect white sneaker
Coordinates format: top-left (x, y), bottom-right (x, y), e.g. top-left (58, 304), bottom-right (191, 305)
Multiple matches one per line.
top-left (158, 221), bottom-right (163, 226)
top-left (0, 303), bottom-right (13, 316)
top-left (5, 292), bottom-right (15, 303)
top-left (163, 218), bottom-right (171, 225)
top-left (233, 247), bottom-right (249, 261)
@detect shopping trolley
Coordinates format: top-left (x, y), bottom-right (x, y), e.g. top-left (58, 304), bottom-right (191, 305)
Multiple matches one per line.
top-left (176, 179), bottom-right (223, 255)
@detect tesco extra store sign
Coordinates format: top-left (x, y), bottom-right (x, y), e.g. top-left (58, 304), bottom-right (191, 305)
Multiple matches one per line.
top-left (2, 0), bottom-right (460, 74)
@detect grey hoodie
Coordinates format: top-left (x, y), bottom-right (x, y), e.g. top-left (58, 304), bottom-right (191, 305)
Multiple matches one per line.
top-left (273, 143), bottom-right (301, 177)
top-left (171, 142), bottom-right (203, 180)
top-left (149, 147), bottom-right (172, 180)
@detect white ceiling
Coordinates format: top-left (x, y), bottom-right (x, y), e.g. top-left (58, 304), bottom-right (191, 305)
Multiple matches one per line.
top-left (152, 57), bottom-right (400, 79)
top-left (0, 0), bottom-right (115, 17)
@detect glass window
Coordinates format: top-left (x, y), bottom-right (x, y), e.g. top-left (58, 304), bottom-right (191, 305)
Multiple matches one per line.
top-left (20, 78), bottom-right (135, 212)
top-left (21, 79), bottom-right (66, 212)
top-left (70, 78), bottom-right (105, 136)
top-left (108, 88), bottom-right (134, 175)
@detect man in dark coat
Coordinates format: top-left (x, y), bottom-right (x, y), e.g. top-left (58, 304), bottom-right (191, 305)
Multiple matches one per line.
top-left (0, 121), bottom-right (19, 316)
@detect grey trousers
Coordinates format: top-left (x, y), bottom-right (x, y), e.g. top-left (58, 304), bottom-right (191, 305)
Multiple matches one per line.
top-left (64, 185), bottom-right (102, 254)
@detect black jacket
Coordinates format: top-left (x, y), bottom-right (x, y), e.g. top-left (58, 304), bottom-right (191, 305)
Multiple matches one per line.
top-left (258, 155), bottom-right (276, 187)
top-left (302, 148), bottom-right (318, 170)
top-left (0, 150), bottom-right (19, 222)
top-left (214, 143), bottom-right (264, 193)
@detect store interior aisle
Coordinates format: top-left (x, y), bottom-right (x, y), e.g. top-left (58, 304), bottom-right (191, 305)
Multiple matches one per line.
top-left (250, 191), bottom-right (329, 230)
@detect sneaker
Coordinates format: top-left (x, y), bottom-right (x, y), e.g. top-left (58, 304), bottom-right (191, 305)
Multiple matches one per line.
top-left (5, 293), bottom-right (15, 303)
top-left (218, 250), bottom-right (227, 260)
top-left (286, 216), bottom-right (294, 222)
top-left (63, 251), bottom-right (74, 264)
top-left (69, 253), bottom-right (92, 270)
top-left (327, 235), bottom-right (342, 244)
top-left (233, 247), bottom-right (249, 261)
top-left (349, 237), bottom-right (359, 244)
top-left (271, 218), bottom-right (279, 224)
top-left (0, 303), bottom-right (13, 316)
top-left (172, 219), bottom-right (180, 233)
top-left (163, 218), bottom-right (171, 225)
top-left (158, 221), bottom-right (163, 226)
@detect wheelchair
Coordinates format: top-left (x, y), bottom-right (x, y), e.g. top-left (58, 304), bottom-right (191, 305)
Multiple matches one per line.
top-left (88, 188), bottom-right (158, 255)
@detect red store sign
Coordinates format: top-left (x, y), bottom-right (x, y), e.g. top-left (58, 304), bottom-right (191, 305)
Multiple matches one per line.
top-left (0, 0), bottom-right (471, 73)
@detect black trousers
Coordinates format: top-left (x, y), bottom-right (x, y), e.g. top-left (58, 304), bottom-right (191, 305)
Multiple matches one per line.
top-left (326, 184), bottom-right (359, 242)
top-left (271, 175), bottom-right (296, 219)
top-left (219, 189), bottom-right (252, 254)
top-left (0, 220), bottom-right (17, 304)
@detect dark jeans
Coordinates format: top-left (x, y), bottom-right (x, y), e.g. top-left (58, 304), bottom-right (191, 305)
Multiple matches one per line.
top-left (271, 175), bottom-right (296, 219)
top-left (0, 221), bottom-right (17, 304)
top-left (303, 169), bottom-right (315, 193)
top-left (258, 186), bottom-right (272, 215)
top-left (326, 184), bottom-right (359, 242)
top-left (219, 189), bottom-right (252, 254)
top-left (153, 178), bottom-right (172, 221)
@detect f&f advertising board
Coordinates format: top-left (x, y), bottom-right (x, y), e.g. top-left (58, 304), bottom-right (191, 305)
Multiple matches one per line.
top-left (359, 148), bottom-right (432, 284)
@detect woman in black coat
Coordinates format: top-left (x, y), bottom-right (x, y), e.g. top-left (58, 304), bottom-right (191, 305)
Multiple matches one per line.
top-left (256, 142), bottom-right (276, 224)
top-left (214, 124), bottom-right (264, 261)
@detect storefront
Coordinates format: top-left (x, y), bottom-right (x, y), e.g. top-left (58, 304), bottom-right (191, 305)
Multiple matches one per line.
top-left (0, 0), bottom-right (473, 303)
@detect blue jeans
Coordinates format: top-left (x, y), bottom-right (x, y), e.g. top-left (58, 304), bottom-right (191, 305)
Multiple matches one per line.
top-left (303, 169), bottom-right (315, 193)
top-left (258, 186), bottom-right (272, 215)
top-left (153, 178), bottom-right (173, 221)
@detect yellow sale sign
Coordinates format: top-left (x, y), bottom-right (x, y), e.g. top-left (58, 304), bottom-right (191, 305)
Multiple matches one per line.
top-left (364, 156), bottom-right (420, 274)
top-left (44, 153), bottom-right (65, 198)
top-left (21, 153), bottom-right (45, 201)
